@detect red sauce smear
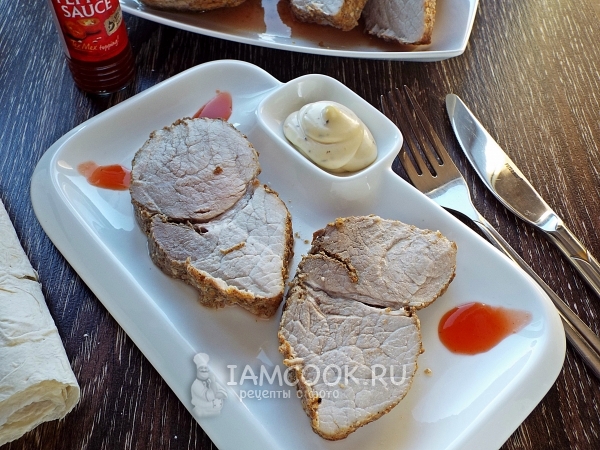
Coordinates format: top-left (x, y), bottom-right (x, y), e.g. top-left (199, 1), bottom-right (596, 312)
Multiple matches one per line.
top-left (78, 161), bottom-right (131, 190)
top-left (438, 302), bottom-right (532, 355)
top-left (194, 91), bottom-right (232, 120)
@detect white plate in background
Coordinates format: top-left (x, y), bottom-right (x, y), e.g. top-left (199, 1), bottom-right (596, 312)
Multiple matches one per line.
top-left (121, 0), bottom-right (479, 61)
top-left (31, 60), bottom-right (564, 450)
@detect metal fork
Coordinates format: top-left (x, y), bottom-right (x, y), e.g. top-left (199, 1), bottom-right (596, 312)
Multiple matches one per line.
top-left (381, 86), bottom-right (600, 378)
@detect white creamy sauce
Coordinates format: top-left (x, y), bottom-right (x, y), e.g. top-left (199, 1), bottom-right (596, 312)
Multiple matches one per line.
top-left (283, 101), bottom-right (377, 172)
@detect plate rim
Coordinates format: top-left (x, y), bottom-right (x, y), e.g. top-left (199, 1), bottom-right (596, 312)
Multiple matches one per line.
top-left (120, 0), bottom-right (480, 61)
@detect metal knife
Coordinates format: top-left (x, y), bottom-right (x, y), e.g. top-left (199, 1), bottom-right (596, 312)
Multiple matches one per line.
top-left (446, 93), bottom-right (600, 299)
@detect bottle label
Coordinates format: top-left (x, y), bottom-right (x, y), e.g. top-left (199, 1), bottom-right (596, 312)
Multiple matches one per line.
top-left (49, 1), bottom-right (129, 62)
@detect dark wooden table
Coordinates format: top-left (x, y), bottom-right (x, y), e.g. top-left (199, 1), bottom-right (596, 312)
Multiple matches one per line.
top-left (1, 0), bottom-right (600, 448)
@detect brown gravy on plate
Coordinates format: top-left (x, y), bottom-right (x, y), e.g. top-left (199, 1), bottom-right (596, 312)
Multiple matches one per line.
top-left (200, 0), bottom-right (413, 52)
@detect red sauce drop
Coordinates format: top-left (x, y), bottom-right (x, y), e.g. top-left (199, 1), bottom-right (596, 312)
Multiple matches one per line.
top-left (194, 91), bottom-right (233, 120)
top-left (438, 302), bottom-right (532, 355)
top-left (78, 161), bottom-right (131, 190)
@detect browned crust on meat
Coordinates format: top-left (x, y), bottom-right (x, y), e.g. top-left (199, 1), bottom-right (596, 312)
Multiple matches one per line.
top-left (140, 0), bottom-right (246, 12)
top-left (186, 265), bottom-right (283, 318)
top-left (422, 0), bottom-right (436, 44)
top-left (131, 198), bottom-right (154, 235)
top-left (289, 0), bottom-right (369, 31)
top-left (419, 0), bottom-right (436, 45)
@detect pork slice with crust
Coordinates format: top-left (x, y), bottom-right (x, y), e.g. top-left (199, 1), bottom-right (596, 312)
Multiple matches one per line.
top-left (130, 118), bottom-right (293, 318)
top-left (279, 272), bottom-right (421, 440)
top-left (279, 215), bottom-right (456, 439)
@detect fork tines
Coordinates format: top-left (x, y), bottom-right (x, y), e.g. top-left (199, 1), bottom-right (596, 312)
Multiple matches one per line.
top-left (381, 86), bottom-right (458, 188)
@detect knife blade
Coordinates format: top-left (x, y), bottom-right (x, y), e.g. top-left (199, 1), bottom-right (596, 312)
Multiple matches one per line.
top-left (446, 93), bottom-right (600, 299)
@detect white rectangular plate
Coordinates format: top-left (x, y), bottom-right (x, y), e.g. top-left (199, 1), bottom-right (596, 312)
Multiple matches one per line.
top-left (31, 60), bottom-right (564, 450)
top-left (121, 0), bottom-right (479, 61)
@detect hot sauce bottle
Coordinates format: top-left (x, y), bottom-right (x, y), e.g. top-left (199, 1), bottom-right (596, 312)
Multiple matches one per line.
top-left (46, 0), bottom-right (135, 95)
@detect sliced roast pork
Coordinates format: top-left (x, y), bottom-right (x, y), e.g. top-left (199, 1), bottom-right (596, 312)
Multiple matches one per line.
top-left (363, 0), bottom-right (437, 45)
top-left (130, 118), bottom-right (293, 318)
top-left (279, 270), bottom-right (422, 440)
top-left (279, 215), bottom-right (456, 439)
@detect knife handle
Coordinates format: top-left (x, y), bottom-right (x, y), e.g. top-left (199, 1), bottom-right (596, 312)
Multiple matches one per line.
top-left (546, 222), bottom-right (600, 299)
top-left (471, 216), bottom-right (600, 375)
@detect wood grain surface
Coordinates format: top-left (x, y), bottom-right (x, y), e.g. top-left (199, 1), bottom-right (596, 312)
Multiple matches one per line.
top-left (1, 0), bottom-right (599, 448)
